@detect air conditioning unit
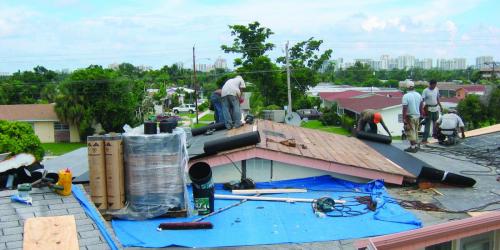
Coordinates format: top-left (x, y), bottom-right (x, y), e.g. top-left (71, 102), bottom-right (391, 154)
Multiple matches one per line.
top-left (262, 110), bottom-right (286, 123)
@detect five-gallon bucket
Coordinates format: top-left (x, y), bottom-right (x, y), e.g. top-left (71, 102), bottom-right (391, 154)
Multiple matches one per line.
top-left (189, 162), bottom-right (214, 215)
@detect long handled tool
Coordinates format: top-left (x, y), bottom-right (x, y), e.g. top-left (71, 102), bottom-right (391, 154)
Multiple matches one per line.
top-left (157, 195), bottom-right (256, 231)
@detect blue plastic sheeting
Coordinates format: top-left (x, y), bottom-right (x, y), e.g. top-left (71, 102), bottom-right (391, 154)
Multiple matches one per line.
top-left (72, 186), bottom-right (120, 250)
top-left (112, 176), bottom-right (421, 248)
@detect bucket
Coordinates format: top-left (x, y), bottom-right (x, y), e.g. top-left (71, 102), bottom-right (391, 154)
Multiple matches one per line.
top-left (159, 120), bottom-right (176, 133)
top-left (144, 122), bottom-right (157, 134)
top-left (189, 162), bottom-right (214, 215)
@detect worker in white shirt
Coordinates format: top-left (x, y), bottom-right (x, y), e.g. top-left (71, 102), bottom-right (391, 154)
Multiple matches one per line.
top-left (221, 75), bottom-right (246, 129)
top-left (421, 79), bottom-right (443, 144)
top-left (436, 109), bottom-right (466, 145)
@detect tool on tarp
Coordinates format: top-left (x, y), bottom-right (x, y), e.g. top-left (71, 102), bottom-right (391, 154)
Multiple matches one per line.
top-left (157, 194), bottom-right (258, 231)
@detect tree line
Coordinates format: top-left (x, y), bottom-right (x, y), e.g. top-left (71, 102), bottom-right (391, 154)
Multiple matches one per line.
top-left (1, 21), bottom-right (498, 138)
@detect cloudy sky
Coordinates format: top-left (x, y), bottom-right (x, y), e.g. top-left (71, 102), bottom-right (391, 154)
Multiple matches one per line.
top-left (0, 0), bottom-right (499, 73)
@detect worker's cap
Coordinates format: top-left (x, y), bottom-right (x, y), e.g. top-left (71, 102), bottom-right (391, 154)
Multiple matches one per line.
top-left (373, 112), bottom-right (382, 124)
top-left (448, 108), bottom-right (457, 113)
top-left (406, 81), bottom-right (415, 88)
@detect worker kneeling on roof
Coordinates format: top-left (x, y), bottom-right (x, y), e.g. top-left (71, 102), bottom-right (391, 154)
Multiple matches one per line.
top-left (436, 109), bottom-right (465, 145)
top-left (357, 109), bottom-right (392, 137)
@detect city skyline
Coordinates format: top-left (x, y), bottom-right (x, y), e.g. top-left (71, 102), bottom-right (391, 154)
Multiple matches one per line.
top-left (0, 0), bottom-right (499, 73)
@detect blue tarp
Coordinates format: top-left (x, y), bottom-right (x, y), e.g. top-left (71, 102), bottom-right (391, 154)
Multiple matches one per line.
top-left (112, 175), bottom-right (421, 248)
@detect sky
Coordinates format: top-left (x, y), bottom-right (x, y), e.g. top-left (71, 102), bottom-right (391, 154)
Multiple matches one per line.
top-left (0, 0), bottom-right (499, 73)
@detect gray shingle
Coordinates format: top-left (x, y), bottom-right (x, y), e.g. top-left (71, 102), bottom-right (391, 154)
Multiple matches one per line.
top-left (3, 226), bottom-right (23, 235)
top-left (79, 230), bottom-right (102, 239)
top-left (76, 218), bottom-right (94, 226)
top-left (49, 202), bottom-right (82, 210)
top-left (0, 233), bottom-right (22, 243)
top-left (0, 214), bottom-right (19, 222)
top-left (6, 241), bottom-right (22, 249)
top-left (0, 242), bottom-right (6, 250)
top-left (78, 237), bottom-right (103, 246)
top-left (14, 205), bottom-right (49, 214)
top-left (0, 220), bottom-right (19, 230)
top-left (86, 243), bottom-right (111, 250)
top-left (32, 198), bottom-right (63, 206)
top-left (0, 208), bottom-right (16, 216)
top-left (77, 224), bottom-right (95, 232)
top-left (68, 207), bottom-right (85, 214)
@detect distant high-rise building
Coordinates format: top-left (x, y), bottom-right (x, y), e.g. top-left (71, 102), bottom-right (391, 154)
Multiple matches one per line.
top-left (476, 56), bottom-right (493, 69)
top-left (452, 58), bottom-right (466, 70)
top-left (397, 55), bottom-right (415, 69)
top-left (437, 59), bottom-right (451, 70)
top-left (380, 55), bottom-right (390, 70)
top-left (196, 63), bottom-right (214, 72)
top-left (214, 57), bottom-right (227, 69)
top-left (422, 58), bottom-right (433, 69)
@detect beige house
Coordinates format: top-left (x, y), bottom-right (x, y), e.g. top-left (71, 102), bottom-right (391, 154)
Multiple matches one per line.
top-left (0, 104), bottom-right (80, 143)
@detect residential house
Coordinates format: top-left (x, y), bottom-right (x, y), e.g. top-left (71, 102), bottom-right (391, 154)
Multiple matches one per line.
top-left (438, 84), bottom-right (486, 100)
top-left (0, 104), bottom-right (80, 143)
top-left (336, 95), bottom-right (404, 136)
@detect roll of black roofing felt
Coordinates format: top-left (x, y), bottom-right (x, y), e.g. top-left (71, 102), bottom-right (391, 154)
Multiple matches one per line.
top-left (356, 131), bottom-right (392, 144)
top-left (144, 121), bottom-right (157, 134)
top-left (203, 131), bottom-right (261, 155)
top-left (418, 166), bottom-right (476, 187)
top-left (191, 122), bottom-right (227, 136)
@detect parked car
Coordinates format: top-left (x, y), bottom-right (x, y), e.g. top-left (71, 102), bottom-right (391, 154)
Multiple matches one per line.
top-left (297, 109), bottom-right (323, 120)
top-left (172, 104), bottom-right (196, 114)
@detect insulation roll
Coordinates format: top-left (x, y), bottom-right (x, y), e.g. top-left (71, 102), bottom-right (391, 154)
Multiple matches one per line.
top-left (418, 166), bottom-right (476, 187)
top-left (104, 134), bottom-right (125, 210)
top-left (191, 122), bottom-right (226, 136)
top-left (356, 131), bottom-right (392, 144)
top-left (203, 131), bottom-right (261, 155)
top-left (87, 135), bottom-right (107, 210)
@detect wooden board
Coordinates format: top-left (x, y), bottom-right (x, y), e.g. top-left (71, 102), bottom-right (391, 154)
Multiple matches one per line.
top-left (23, 215), bottom-right (79, 250)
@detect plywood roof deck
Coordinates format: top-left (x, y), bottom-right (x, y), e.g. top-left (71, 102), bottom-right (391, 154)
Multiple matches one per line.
top-left (192, 119), bottom-right (415, 184)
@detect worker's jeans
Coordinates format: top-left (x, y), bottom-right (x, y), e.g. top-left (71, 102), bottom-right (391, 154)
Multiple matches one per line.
top-left (423, 111), bottom-right (439, 141)
top-left (222, 95), bottom-right (242, 129)
top-left (210, 95), bottom-right (224, 124)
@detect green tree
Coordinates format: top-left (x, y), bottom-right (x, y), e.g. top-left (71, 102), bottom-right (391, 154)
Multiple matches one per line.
top-left (457, 94), bottom-right (488, 129)
top-left (40, 83), bottom-right (58, 103)
top-left (0, 120), bottom-right (45, 161)
top-left (221, 22), bottom-right (285, 106)
top-left (488, 87), bottom-right (500, 123)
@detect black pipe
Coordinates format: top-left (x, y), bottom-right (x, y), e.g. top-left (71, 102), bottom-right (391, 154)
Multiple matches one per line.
top-left (191, 122), bottom-right (226, 136)
top-left (203, 131), bottom-right (261, 155)
top-left (418, 166), bottom-right (476, 187)
top-left (356, 131), bottom-right (392, 144)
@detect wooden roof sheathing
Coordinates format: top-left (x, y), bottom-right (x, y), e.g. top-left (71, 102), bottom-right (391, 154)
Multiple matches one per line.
top-left (193, 119), bottom-right (415, 184)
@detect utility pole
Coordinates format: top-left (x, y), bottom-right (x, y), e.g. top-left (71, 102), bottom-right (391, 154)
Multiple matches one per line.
top-left (286, 41), bottom-right (292, 114)
top-left (193, 45), bottom-right (198, 124)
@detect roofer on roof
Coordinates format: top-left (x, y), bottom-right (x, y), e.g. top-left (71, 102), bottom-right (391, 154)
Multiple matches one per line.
top-left (221, 75), bottom-right (246, 129)
top-left (357, 109), bottom-right (391, 137)
top-left (402, 80), bottom-right (424, 153)
top-left (421, 79), bottom-right (443, 144)
top-left (436, 109), bottom-right (466, 145)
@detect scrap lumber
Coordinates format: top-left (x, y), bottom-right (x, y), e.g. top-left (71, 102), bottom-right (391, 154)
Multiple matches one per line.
top-left (23, 215), bottom-right (79, 250)
top-left (232, 189), bottom-right (307, 195)
top-left (215, 194), bottom-right (346, 204)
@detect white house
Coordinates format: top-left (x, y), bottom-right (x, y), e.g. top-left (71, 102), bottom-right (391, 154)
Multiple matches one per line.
top-left (336, 95), bottom-right (404, 136)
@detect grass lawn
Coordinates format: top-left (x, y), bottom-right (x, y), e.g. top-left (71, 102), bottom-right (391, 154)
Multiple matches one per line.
top-left (301, 120), bottom-right (350, 136)
top-left (42, 143), bottom-right (87, 156)
top-left (199, 112), bottom-right (214, 122)
top-left (191, 123), bottom-right (208, 129)
top-left (178, 113), bottom-right (196, 118)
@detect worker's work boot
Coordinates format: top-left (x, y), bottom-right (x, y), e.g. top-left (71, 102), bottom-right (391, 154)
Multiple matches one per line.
top-left (404, 147), bottom-right (418, 153)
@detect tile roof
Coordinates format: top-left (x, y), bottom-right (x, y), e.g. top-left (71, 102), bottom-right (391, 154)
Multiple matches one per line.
top-left (0, 104), bottom-right (59, 121)
top-left (319, 90), bottom-right (364, 101)
top-left (337, 95), bottom-right (402, 114)
top-left (438, 84), bottom-right (486, 92)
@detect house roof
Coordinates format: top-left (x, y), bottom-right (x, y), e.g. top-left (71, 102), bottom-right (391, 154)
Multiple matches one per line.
top-left (319, 90), bottom-right (364, 101)
top-left (438, 84), bottom-right (486, 92)
top-left (190, 119), bottom-right (414, 185)
top-left (0, 104), bottom-right (59, 121)
top-left (337, 95), bottom-right (402, 114)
